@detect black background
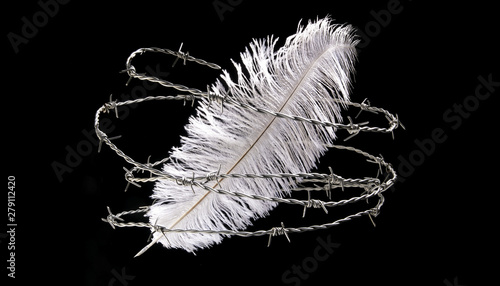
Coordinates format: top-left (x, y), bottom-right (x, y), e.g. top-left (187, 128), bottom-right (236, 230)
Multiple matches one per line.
top-left (3, 1), bottom-right (499, 285)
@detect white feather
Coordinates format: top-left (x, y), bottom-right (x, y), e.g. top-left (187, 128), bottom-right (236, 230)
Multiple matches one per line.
top-left (147, 17), bottom-right (359, 253)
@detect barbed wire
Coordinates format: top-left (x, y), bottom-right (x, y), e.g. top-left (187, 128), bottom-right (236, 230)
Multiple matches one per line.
top-left (97, 45), bottom-right (403, 255)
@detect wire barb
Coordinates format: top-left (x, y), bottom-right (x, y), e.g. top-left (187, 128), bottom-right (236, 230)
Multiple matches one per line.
top-left (101, 206), bottom-right (124, 229)
top-left (355, 98), bottom-right (378, 119)
top-left (205, 164), bottom-right (222, 183)
top-left (123, 167), bottom-right (142, 192)
top-left (172, 42), bottom-right (189, 67)
top-left (268, 222), bottom-right (290, 247)
top-left (303, 191), bottom-right (329, 218)
top-left (104, 94), bottom-right (119, 118)
top-left (367, 154), bottom-right (385, 178)
top-left (344, 116), bottom-right (370, 141)
top-left (97, 134), bottom-right (122, 154)
top-left (183, 94), bottom-right (196, 107)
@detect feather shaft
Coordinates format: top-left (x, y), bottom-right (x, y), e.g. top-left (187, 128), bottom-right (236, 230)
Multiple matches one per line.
top-left (168, 42), bottom-right (341, 230)
top-left (147, 17), bottom-right (359, 252)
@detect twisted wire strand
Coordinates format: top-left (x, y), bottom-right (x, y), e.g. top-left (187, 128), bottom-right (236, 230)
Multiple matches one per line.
top-left (95, 93), bottom-right (401, 184)
top-left (101, 142), bottom-right (395, 237)
top-left (103, 204), bottom-right (377, 238)
top-left (122, 46), bottom-right (404, 135)
top-left (97, 46), bottom-right (401, 251)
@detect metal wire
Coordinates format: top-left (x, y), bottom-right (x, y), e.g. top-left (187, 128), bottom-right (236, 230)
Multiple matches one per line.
top-left (97, 46), bottom-right (403, 254)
